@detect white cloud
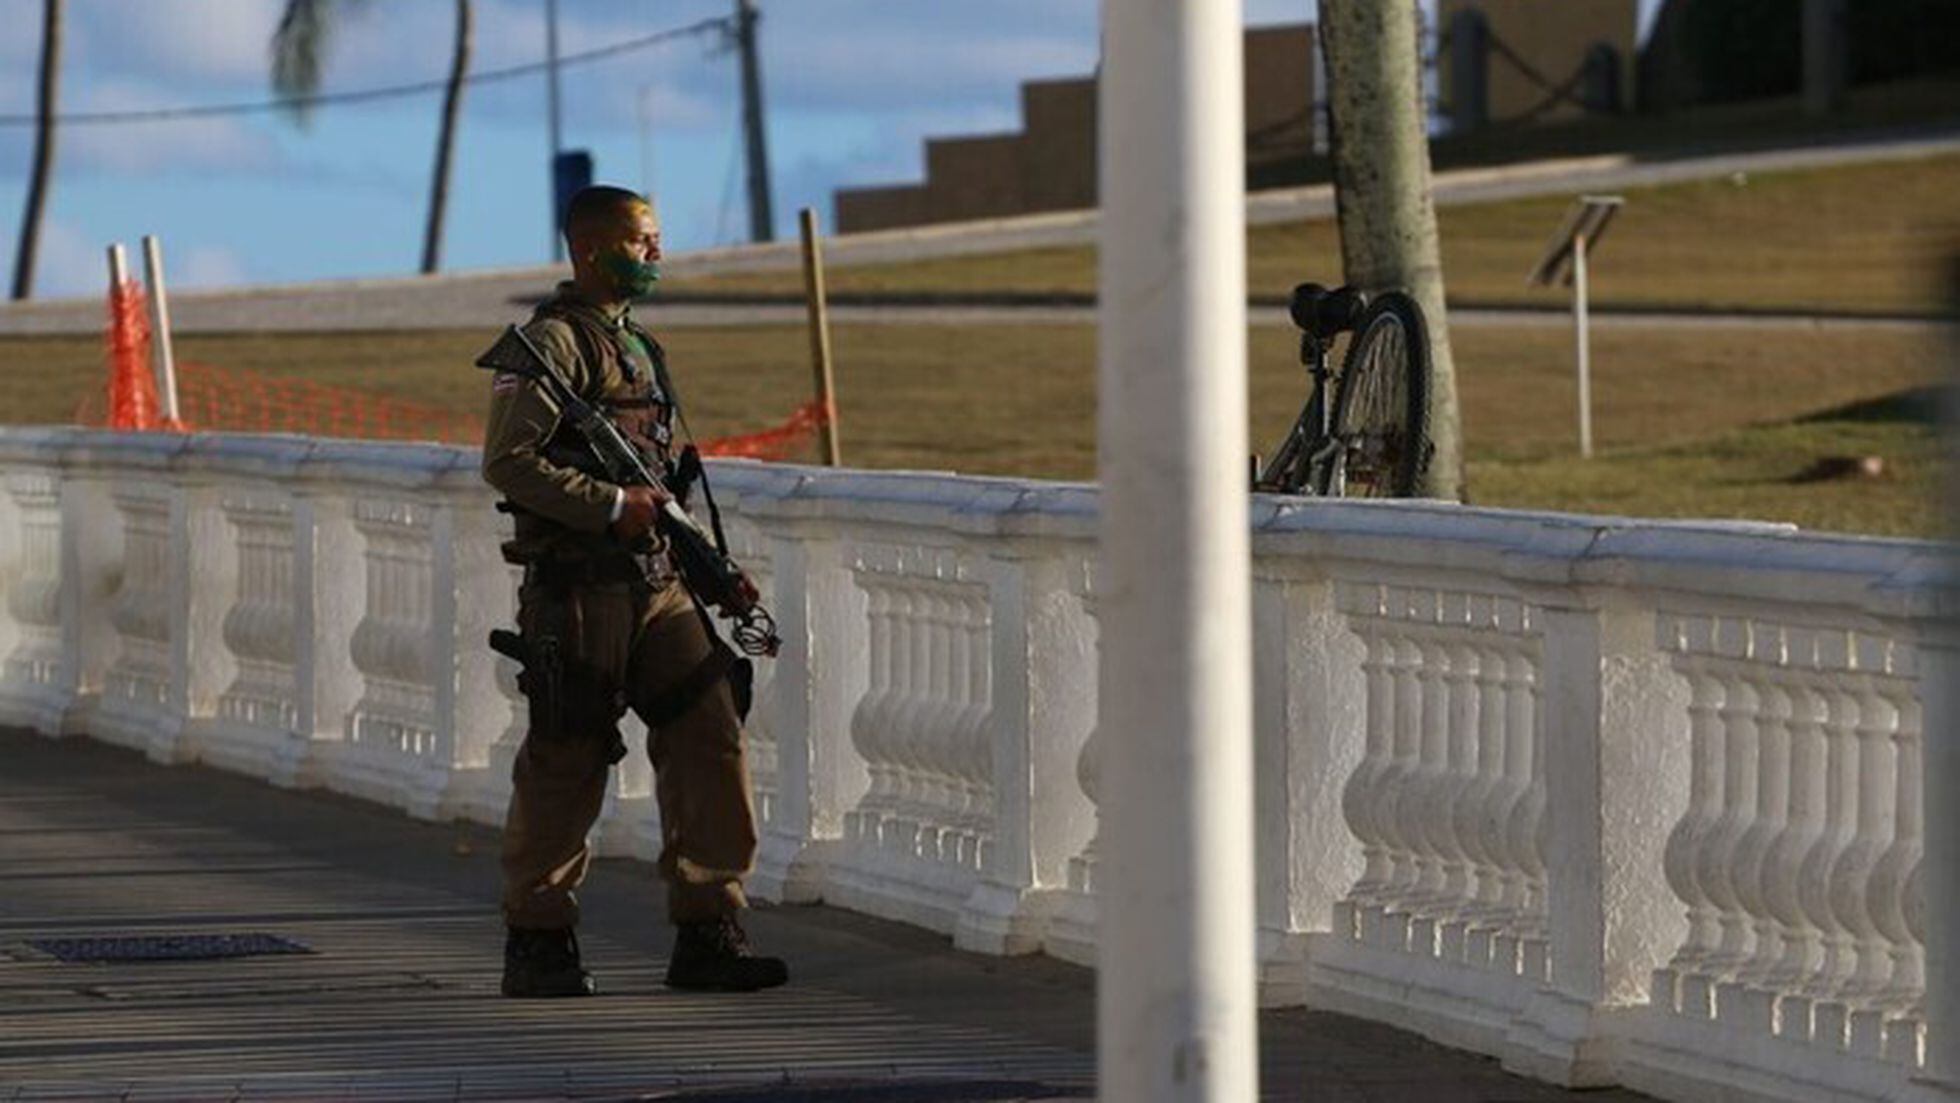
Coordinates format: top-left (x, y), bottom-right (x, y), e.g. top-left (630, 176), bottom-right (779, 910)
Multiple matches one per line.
top-left (89, 0), bottom-right (286, 86)
top-left (23, 216), bottom-right (110, 300)
top-left (60, 80), bottom-right (284, 175)
top-left (173, 242), bottom-right (249, 289)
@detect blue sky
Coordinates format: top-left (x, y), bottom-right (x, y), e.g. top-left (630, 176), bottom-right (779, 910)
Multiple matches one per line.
top-left (1, 1), bottom-right (1661, 299)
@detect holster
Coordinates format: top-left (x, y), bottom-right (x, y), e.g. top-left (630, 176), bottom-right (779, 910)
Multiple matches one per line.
top-left (489, 627), bottom-right (628, 765)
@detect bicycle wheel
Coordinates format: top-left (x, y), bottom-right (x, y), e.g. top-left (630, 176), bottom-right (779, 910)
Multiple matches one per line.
top-left (1324, 291), bottom-right (1431, 498)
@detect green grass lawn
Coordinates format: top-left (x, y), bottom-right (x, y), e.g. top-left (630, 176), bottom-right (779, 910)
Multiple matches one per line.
top-left (3, 321), bottom-right (1945, 538)
top-left (671, 151), bottom-right (1960, 318)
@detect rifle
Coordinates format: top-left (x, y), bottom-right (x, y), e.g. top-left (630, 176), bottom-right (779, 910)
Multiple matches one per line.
top-left (476, 324), bottom-right (781, 658)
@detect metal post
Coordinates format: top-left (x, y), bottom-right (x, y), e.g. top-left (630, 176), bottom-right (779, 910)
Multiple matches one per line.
top-left (1574, 232), bottom-right (1593, 459)
top-left (140, 235), bottom-right (180, 426)
top-left (798, 207), bottom-right (840, 466)
top-left (546, 0), bottom-right (564, 261)
top-left (734, 0), bottom-right (775, 243)
top-left (1802, 0), bottom-right (1847, 116)
top-left (1097, 0), bottom-right (1256, 1098)
top-left (106, 242), bottom-right (127, 293)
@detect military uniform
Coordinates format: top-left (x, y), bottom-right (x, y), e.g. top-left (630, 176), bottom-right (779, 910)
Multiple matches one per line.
top-left (482, 283), bottom-right (759, 932)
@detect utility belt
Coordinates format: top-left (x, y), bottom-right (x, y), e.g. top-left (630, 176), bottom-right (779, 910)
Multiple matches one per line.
top-left (519, 550), bottom-right (672, 594)
top-left (491, 506), bottom-right (750, 761)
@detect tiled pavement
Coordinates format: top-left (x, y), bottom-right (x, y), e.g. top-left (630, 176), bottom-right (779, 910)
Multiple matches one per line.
top-left (0, 729), bottom-right (1652, 1101)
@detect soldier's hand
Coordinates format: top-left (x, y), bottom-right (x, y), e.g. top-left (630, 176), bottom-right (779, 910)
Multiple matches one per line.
top-left (611, 484), bottom-right (670, 541)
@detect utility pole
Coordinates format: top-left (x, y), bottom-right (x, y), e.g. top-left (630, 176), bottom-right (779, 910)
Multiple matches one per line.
top-left (734, 0), bottom-right (775, 243)
top-left (546, 0), bottom-right (564, 260)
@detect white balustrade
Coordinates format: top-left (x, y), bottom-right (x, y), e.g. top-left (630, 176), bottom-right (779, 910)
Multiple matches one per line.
top-left (0, 428), bottom-right (1951, 1103)
top-left (830, 541), bottom-right (995, 932)
top-left (1, 458), bottom-right (71, 730)
top-left (1632, 613), bottom-right (1933, 1100)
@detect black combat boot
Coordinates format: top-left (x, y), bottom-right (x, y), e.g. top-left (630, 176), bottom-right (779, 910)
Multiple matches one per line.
top-left (663, 915), bottom-right (789, 992)
top-left (502, 926), bottom-right (597, 998)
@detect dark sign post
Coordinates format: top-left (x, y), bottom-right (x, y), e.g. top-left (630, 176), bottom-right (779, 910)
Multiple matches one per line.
top-left (552, 150), bottom-right (593, 253)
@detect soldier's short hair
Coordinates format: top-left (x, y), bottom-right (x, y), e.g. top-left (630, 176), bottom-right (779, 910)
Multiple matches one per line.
top-left (562, 185), bottom-right (649, 244)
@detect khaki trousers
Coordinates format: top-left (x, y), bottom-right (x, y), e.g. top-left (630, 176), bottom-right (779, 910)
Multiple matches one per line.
top-left (500, 578), bottom-right (758, 929)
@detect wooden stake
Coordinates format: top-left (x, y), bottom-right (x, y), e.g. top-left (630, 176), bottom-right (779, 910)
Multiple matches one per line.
top-left (799, 206), bottom-right (841, 466)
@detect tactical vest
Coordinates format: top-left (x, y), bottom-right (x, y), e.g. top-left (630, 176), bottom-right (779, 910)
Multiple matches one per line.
top-left (535, 300), bottom-right (676, 476)
top-left (502, 300), bottom-right (679, 568)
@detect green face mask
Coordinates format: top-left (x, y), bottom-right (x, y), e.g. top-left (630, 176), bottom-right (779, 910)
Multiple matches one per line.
top-left (601, 251), bottom-right (660, 298)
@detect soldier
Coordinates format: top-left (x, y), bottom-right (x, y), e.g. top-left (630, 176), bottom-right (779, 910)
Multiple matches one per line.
top-left (481, 185), bottom-right (787, 996)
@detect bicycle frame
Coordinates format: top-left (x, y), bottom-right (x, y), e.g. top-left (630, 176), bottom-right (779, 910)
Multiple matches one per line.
top-left (1254, 331), bottom-right (1347, 496)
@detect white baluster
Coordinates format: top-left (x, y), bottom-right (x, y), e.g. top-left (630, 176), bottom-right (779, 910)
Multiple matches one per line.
top-left (888, 579), bottom-right (928, 856)
top-left (1337, 589), bottom-right (1394, 931)
top-left (848, 575), bottom-right (893, 836)
top-left (1491, 636), bottom-right (1538, 954)
top-left (1661, 657), bottom-right (1727, 1006)
top-left (1375, 624), bottom-right (1424, 942)
top-left (1833, 668), bottom-right (1900, 1010)
top-left (916, 583), bottom-right (952, 862)
top-left (1456, 632), bottom-right (1506, 941)
top-left (1699, 650), bottom-right (1761, 982)
top-left (1764, 672), bottom-right (1830, 1003)
top-left (1733, 645), bottom-right (1792, 989)
top-left (1518, 634), bottom-right (1549, 976)
top-left (956, 588), bottom-right (994, 868)
top-left (1869, 683), bottom-right (1924, 1075)
top-left (1407, 621), bottom-right (1452, 931)
top-left (1802, 666), bottom-right (1861, 1020)
top-left (1438, 633), bottom-right (1481, 932)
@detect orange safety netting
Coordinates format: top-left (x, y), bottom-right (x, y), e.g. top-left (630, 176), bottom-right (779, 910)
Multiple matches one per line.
top-left (79, 358), bottom-right (486, 444)
top-left (698, 400), bottom-right (831, 461)
top-left (105, 279), bottom-right (166, 431)
top-left (87, 278), bottom-right (832, 458)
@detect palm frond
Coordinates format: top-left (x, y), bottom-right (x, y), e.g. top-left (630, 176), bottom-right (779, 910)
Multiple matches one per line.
top-left (270, 0), bottom-right (335, 127)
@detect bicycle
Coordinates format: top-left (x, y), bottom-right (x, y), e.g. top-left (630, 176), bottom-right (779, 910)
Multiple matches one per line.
top-left (1252, 282), bottom-right (1434, 498)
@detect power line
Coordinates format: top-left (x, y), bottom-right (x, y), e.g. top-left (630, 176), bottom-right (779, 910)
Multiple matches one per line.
top-left (0, 15), bottom-right (730, 128)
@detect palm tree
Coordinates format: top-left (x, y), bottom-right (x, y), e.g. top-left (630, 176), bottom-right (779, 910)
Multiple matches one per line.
top-left (272, 0), bottom-right (472, 275)
top-left (11, 0), bottom-right (63, 301)
top-left (1318, 0), bottom-right (1464, 500)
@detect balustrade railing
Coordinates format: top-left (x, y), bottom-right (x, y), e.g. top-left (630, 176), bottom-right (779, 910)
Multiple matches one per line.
top-left (0, 429), bottom-right (1950, 1103)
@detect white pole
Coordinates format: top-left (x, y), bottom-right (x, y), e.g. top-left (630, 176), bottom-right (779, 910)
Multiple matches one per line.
top-left (1574, 232), bottom-right (1593, 459)
top-left (106, 241), bottom-right (127, 289)
top-left (1097, 0), bottom-right (1256, 1099)
top-left (141, 235), bottom-right (180, 425)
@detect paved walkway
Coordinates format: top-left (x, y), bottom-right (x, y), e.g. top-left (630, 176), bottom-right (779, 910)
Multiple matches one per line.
top-left (0, 728), bottom-right (1651, 1102)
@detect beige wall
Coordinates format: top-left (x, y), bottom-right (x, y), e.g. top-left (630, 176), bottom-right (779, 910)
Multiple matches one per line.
top-left (836, 23), bottom-right (1315, 234)
top-left (1439, 0), bottom-right (1637, 124)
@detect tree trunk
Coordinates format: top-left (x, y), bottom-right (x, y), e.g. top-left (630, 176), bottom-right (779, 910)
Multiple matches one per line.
top-left (421, 0), bottom-right (471, 274)
top-left (1318, 0), bottom-right (1464, 500)
top-left (11, 0), bottom-right (62, 301)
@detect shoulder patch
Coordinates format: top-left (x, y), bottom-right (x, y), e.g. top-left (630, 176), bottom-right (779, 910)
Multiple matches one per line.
top-left (491, 371), bottom-right (522, 395)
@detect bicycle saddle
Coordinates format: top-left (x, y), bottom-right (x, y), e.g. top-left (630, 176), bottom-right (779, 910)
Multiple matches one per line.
top-left (1288, 283), bottom-right (1367, 340)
